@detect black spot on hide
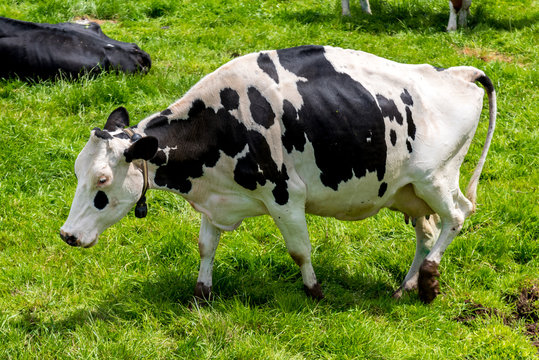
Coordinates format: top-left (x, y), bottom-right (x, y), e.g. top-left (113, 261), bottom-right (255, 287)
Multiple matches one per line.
top-left (406, 139), bottom-right (413, 153)
top-left (376, 94), bottom-right (403, 125)
top-left (94, 191), bottom-right (109, 210)
top-left (378, 182), bottom-right (388, 197)
top-left (400, 89), bottom-right (414, 106)
top-left (144, 94), bottom-right (289, 204)
top-left (406, 107), bottom-right (416, 140)
top-left (220, 87), bottom-right (240, 111)
top-left (276, 45), bottom-right (387, 190)
top-left (161, 109), bottom-right (173, 116)
top-left (248, 86), bottom-right (275, 129)
top-left (281, 99), bottom-right (305, 153)
top-left (93, 128), bottom-right (113, 140)
top-left (390, 129), bottom-right (397, 146)
top-left (257, 53), bottom-right (279, 83)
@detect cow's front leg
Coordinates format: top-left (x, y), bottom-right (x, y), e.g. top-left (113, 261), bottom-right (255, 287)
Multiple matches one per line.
top-left (194, 214), bottom-right (221, 300)
top-left (393, 214), bottom-right (441, 299)
top-left (359, 0), bottom-right (372, 15)
top-left (269, 206), bottom-right (324, 300)
top-left (447, 1), bottom-right (458, 31)
top-left (341, 0), bottom-right (351, 16)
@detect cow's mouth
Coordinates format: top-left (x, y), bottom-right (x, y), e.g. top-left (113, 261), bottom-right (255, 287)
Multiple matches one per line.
top-left (59, 230), bottom-right (98, 248)
top-left (82, 237), bottom-right (98, 248)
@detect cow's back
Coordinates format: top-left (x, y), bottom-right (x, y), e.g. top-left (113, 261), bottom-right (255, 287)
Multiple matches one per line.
top-left (152, 46), bottom-right (485, 222)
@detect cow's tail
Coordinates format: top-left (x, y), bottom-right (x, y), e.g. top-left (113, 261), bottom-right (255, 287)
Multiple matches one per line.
top-left (465, 72), bottom-right (497, 212)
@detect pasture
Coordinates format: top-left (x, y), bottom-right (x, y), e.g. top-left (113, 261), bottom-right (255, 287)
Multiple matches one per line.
top-left (0, 0), bottom-right (537, 358)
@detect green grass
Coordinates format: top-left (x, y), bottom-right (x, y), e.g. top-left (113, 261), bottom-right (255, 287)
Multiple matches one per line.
top-left (0, 0), bottom-right (538, 358)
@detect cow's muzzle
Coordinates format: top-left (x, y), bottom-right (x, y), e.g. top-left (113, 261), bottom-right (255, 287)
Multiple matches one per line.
top-left (59, 230), bottom-right (79, 247)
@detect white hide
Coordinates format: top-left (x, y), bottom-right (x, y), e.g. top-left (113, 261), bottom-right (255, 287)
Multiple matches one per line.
top-left (62, 46), bottom-right (494, 302)
top-left (61, 131), bottom-right (145, 247)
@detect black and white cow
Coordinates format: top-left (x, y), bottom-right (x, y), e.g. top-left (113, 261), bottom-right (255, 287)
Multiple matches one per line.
top-left (60, 45), bottom-right (496, 303)
top-left (0, 17), bottom-right (151, 80)
top-left (341, 0), bottom-right (473, 31)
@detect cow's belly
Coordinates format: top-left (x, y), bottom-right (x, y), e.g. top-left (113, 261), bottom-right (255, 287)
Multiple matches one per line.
top-left (303, 172), bottom-right (387, 220)
top-left (180, 155), bottom-right (270, 231)
top-left (292, 140), bottom-right (432, 220)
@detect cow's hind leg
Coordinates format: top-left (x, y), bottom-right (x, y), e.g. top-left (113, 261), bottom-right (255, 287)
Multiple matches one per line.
top-left (268, 204), bottom-right (323, 300)
top-left (341, 0), bottom-right (351, 16)
top-left (393, 214), bottom-right (441, 299)
top-left (458, 0), bottom-right (472, 28)
top-left (194, 214), bottom-right (222, 300)
top-left (360, 0), bottom-right (372, 15)
top-left (413, 180), bottom-right (474, 303)
top-left (447, 1), bottom-right (458, 31)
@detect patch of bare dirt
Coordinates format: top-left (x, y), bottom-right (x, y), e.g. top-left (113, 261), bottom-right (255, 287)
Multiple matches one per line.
top-left (454, 299), bottom-right (503, 323)
top-left (455, 283), bottom-right (539, 351)
top-left (514, 284), bottom-right (539, 322)
top-left (72, 16), bottom-right (118, 25)
top-left (454, 46), bottom-right (524, 66)
top-left (514, 284), bottom-right (539, 350)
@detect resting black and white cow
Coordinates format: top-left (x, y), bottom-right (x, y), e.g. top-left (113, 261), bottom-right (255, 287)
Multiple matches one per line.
top-left (0, 17), bottom-right (151, 80)
top-left (341, 0), bottom-right (473, 31)
top-left (60, 45), bottom-right (496, 303)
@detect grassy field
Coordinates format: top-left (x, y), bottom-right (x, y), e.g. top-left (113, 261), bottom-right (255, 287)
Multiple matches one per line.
top-left (0, 0), bottom-right (538, 358)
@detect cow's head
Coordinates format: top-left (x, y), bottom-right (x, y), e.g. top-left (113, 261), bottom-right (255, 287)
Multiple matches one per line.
top-left (60, 107), bottom-right (157, 248)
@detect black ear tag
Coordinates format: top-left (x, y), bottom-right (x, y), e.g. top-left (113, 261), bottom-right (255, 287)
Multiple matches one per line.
top-left (135, 196), bottom-right (147, 218)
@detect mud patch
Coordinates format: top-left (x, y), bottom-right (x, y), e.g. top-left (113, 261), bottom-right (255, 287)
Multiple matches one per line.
top-left (456, 283), bottom-right (539, 350)
top-left (513, 284), bottom-right (539, 350)
top-left (418, 260), bottom-right (440, 304)
top-left (525, 323), bottom-right (539, 349)
top-left (455, 46), bottom-right (524, 66)
top-left (454, 300), bottom-right (503, 324)
top-left (514, 284), bottom-right (539, 322)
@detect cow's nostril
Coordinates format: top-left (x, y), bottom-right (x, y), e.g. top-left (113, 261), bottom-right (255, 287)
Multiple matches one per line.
top-left (59, 230), bottom-right (79, 246)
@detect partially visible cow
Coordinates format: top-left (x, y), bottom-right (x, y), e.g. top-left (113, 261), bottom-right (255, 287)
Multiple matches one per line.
top-left (60, 45), bottom-right (496, 303)
top-left (447, 0), bottom-right (473, 31)
top-left (0, 17), bottom-right (151, 80)
top-left (341, 0), bottom-right (473, 31)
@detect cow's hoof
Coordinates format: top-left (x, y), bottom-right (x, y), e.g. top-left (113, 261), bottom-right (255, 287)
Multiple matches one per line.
top-left (392, 288), bottom-right (403, 299)
top-left (304, 283), bottom-right (324, 300)
top-left (194, 282), bottom-right (212, 301)
top-left (418, 260), bottom-right (440, 304)
top-left (393, 281), bottom-right (418, 299)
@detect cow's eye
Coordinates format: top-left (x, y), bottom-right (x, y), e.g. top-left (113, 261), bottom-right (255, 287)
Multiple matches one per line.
top-left (98, 177), bottom-right (108, 186)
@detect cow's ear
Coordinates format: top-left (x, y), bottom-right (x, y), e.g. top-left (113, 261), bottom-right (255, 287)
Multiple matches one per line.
top-left (124, 136), bottom-right (158, 163)
top-left (104, 107), bottom-right (130, 131)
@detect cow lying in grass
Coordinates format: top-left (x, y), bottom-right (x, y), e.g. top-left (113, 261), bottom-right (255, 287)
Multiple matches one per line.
top-left (0, 17), bottom-right (151, 80)
top-left (60, 45), bottom-right (496, 303)
top-left (341, 0), bottom-right (473, 31)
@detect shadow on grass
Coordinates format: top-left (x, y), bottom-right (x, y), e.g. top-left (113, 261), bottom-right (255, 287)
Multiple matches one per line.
top-left (9, 258), bottom-right (419, 336)
top-left (279, 2), bottom-right (537, 33)
top-left (94, 258), bottom-right (407, 322)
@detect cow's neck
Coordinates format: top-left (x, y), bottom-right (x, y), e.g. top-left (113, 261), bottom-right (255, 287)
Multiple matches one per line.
top-left (134, 96), bottom-right (226, 197)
